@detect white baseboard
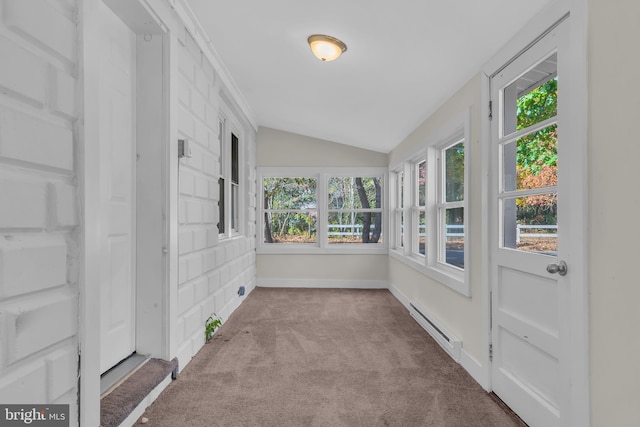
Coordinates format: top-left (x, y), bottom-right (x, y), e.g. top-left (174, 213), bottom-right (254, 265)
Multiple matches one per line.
top-left (257, 278), bottom-right (388, 289)
top-left (389, 282), bottom-right (488, 389)
top-left (388, 283), bottom-right (411, 309)
top-left (460, 349), bottom-right (489, 390)
top-left (119, 374), bottom-right (173, 427)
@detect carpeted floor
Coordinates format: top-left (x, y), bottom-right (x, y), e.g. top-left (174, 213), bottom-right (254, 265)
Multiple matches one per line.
top-left (134, 288), bottom-right (526, 427)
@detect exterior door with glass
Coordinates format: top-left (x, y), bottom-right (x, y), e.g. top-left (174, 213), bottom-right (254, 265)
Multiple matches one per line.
top-left (490, 19), bottom-right (571, 427)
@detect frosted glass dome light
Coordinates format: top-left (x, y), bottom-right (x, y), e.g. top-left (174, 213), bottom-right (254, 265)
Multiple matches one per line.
top-left (308, 34), bottom-right (347, 62)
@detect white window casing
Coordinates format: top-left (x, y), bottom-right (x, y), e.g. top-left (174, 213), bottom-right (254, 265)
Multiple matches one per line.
top-left (257, 166), bottom-right (388, 255)
top-left (389, 108), bottom-right (471, 296)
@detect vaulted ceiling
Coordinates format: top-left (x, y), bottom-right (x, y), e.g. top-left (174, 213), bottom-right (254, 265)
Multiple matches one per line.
top-left (185, 0), bottom-right (555, 153)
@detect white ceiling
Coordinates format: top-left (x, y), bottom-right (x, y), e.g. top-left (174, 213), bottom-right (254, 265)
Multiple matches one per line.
top-left (185, 0), bottom-right (554, 153)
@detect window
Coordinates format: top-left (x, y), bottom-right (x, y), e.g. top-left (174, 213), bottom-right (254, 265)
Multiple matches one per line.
top-left (389, 110), bottom-right (470, 296)
top-left (263, 177), bottom-right (317, 244)
top-left (413, 159), bottom-right (427, 257)
top-left (328, 176), bottom-right (383, 245)
top-left (393, 169), bottom-right (405, 249)
top-left (258, 167), bottom-right (387, 254)
top-left (218, 116), bottom-right (242, 237)
top-left (439, 140), bottom-right (464, 268)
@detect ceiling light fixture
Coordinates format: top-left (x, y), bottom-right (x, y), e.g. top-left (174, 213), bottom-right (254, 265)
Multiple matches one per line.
top-left (307, 34), bottom-right (347, 62)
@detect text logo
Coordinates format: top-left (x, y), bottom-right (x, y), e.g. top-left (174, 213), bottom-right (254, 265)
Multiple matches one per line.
top-left (0, 405), bottom-right (69, 427)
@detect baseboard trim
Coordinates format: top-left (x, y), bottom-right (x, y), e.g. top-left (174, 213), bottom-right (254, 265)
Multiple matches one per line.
top-left (388, 283), bottom-right (411, 309)
top-left (388, 283), bottom-right (488, 389)
top-left (460, 349), bottom-right (489, 390)
top-left (257, 278), bottom-right (388, 289)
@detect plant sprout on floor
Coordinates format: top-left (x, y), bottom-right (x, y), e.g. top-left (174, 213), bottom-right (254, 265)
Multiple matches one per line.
top-left (205, 315), bottom-right (222, 342)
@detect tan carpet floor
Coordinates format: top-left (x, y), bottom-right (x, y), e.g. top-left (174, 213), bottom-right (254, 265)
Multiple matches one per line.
top-left (134, 288), bottom-right (525, 427)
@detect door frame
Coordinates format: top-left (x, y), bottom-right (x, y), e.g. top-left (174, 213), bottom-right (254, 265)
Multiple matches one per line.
top-left (79, 0), bottom-right (172, 425)
top-left (480, 0), bottom-right (589, 426)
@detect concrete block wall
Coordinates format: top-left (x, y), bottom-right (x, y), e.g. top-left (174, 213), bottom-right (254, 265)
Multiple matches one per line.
top-left (175, 30), bottom-right (256, 367)
top-left (0, 0), bottom-right (79, 424)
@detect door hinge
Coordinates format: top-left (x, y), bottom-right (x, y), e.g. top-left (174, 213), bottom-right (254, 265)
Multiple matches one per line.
top-left (488, 101), bottom-right (493, 121)
top-left (489, 343), bottom-right (493, 362)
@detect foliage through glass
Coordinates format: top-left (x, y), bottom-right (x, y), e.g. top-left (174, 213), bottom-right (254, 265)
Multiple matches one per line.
top-left (263, 177), bottom-right (317, 244)
top-left (328, 177), bottom-right (383, 244)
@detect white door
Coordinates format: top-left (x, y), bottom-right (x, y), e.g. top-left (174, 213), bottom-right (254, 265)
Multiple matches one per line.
top-left (99, 1), bottom-right (137, 374)
top-left (490, 19), bottom-right (572, 427)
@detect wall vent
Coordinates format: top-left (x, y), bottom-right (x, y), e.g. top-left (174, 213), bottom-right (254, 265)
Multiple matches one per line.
top-left (409, 302), bottom-right (462, 362)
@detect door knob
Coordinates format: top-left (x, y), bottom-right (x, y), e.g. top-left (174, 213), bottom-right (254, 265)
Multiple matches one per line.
top-left (546, 260), bottom-right (568, 276)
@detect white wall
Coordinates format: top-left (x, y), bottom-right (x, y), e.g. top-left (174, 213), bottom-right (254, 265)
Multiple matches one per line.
top-left (256, 127), bottom-right (389, 287)
top-left (588, 0), bottom-right (640, 424)
top-left (258, 254), bottom-right (388, 288)
top-left (0, 0), bottom-right (79, 424)
top-left (258, 127), bottom-right (388, 167)
top-left (388, 75), bottom-right (485, 368)
top-left (175, 30), bottom-right (257, 367)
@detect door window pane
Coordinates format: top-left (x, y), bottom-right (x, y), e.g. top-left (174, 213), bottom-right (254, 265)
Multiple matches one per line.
top-left (502, 194), bottom-right (558, 254)
top-left (503, 124), bottom-right (558, 192)
top-left (503, 54), bottom-right (558, 136)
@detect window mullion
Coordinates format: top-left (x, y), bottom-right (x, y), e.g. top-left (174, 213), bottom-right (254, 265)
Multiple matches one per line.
top-left (403, 161), bottom-right (412, 256)
top-left (318, 173), bottom-right (328, 249)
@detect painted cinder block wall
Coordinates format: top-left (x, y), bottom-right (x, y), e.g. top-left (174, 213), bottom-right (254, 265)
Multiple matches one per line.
top-left (0, 0), bottom-right (79, 425)
top-left (175, 29), bottom-right (257, 366)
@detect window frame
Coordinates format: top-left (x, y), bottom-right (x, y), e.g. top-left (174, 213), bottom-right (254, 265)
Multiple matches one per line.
top-left (389, 109), bottom-right (471, 296)
top-left (391, 167), bottom-right (406, 250)
top-left (257, 166), bottom-right (388, 255)
top-left (411, 155), bottom-right (427, 258)
top-left (218, 112), bottom-right (243, 240)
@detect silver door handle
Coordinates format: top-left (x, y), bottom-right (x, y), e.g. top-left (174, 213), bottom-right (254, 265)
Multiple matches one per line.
top-left (547, 260), bottom-right (568, 276)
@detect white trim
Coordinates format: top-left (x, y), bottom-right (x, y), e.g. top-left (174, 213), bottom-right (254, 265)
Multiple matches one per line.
top-left (386, 109), bottom-right (471, 297)
top-left (389, 250), bottom-right (469, 296)
top-left (482, 1), bottom-right (571, 78)
top-left (217, 105), bottom-right (246, 240)
top-left (460, 350), bottom-right (488, 390)
top-left (564, 1), bottom-right (590, 425)
top-left (165, 18), bottom-right (181, 367)
top-left (78, 0), bottom-right (102, 424)
top-left (257, 279), bottom-right (388, 289)
top-left (387, 283), bottom-right (411, 309)
top-left (480, 72), bottom-right (493, 395)
top-left (118, 375), bottom-right (173, 427)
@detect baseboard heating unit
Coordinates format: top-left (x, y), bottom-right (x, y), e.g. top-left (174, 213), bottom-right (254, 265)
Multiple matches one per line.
top-left (409, 302), bottom-right (462, 362)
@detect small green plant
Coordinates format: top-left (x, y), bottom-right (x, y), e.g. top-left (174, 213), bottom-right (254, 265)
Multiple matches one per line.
top-left (205, 314), bottom-right (222, 342)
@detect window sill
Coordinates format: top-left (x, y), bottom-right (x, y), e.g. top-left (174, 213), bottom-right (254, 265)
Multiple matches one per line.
top-left (257, 244), bottom-right (388, 256)
top-left (218, 234), bottom-right (245, 244)
top-left (389, 249), bottom-right (470, 297)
